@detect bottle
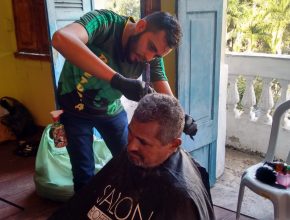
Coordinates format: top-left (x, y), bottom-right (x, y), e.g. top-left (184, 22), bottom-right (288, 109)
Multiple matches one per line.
top-left (264, 161), bottom-right (290, 175)
top-left (50, 110), bottom-right (67, 148)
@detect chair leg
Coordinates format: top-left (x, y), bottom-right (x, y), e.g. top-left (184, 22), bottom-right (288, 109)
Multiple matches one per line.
top-left (273, 197), bottom-right (290, 220)
top-left (236, 182), bottom-right (245, 220)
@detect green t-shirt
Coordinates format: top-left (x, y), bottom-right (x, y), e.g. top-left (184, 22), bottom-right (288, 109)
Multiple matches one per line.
top-left (58, 9), bottom-right (168, 118)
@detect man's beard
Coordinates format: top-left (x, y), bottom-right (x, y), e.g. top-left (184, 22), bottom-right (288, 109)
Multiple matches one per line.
top-left (123, 31), bottom-right (144, 64)
top-left (127, 151), bottom-right (145, 167)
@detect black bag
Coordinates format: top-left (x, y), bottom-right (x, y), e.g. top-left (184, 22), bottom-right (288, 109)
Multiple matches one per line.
top-left (0, 96), bottom-right (37, 139)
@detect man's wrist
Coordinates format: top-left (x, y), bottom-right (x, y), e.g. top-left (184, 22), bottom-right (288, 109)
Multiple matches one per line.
top-left (109, 72), bottom-right (118, 82)
top-left (110, 72), bottom-right (123, 89)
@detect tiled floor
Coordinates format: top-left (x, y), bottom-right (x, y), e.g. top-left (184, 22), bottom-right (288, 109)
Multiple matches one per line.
top-left (211, 147), bottom-right (274, 220)
top-left (214, 205), bottom-right (255, 220)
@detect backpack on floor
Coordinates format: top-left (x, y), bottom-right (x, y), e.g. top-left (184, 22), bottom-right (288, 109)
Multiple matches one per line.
top-left (0, 96), bottom-right (37, 140)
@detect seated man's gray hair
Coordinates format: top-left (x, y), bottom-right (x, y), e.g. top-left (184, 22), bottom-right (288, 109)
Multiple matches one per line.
top-left (133, 93), bottom-right (185, 144)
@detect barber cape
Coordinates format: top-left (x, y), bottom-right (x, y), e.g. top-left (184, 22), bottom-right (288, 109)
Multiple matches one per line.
top-left (49, 148), bottom-right (215, 220)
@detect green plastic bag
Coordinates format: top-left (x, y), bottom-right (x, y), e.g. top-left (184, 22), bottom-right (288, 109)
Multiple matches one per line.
top-left (34, 124), bottom-right (112, 202)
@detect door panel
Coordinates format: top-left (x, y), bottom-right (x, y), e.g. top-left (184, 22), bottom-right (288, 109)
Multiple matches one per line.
top-left (177, 0), bottom-right (223, 185)
top-left (45, 0), bottom-right (94, 89)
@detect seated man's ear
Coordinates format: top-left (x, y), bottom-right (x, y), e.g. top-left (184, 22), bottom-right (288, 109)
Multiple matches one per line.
top-left (169, 138), bottom-right (182, 152)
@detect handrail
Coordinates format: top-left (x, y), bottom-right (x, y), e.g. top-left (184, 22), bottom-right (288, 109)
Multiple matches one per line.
top-left (225, 52), bottom-right (290, 80)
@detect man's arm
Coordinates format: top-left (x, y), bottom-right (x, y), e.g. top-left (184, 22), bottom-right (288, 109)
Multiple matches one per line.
top-left (52, 23), bottom-right (115, 82)
top-left (52, 22), bottom-right (154, 102)
top-left (152, 80), bottom-right (173, 96)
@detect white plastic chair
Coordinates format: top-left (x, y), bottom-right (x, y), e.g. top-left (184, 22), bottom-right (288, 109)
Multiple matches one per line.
top-left (236, 100), bottom-right (290, 220)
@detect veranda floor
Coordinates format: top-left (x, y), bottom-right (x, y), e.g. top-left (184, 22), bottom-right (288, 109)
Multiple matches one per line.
top-left (0, 142), bottom-right (254, 220)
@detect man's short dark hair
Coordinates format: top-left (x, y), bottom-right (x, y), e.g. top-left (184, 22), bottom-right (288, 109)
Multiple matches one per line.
top-left (133, 93), bottom-right (185, 144)
top-left (144, 11), bottom-right (182, 49)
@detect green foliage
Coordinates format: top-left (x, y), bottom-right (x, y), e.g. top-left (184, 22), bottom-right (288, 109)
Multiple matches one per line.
top-left (282, 24), bottom-right (290, 53)
top-left (227, 0), bottom-right (290, 54)
top-left (228, 0), bottom-right (290, 110)
top-left (253, 77), bottom-right (262, 104)
top-left (105, 0), bottom-right (140, 20)
top-left (271, 79), bottom-right (281, 104)
top-left (236, 76), bottom-right (246, 110)
top-left (235, 76), bottom-right (263, 110)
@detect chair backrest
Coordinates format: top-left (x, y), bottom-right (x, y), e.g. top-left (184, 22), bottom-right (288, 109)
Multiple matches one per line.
top-left (264, 100), bottom-right (290, 163)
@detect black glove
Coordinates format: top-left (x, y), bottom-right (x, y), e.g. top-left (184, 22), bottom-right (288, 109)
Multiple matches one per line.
top-left (183, 114), bottom-right (198, 140)
top-left (110, 72), bottom-right (155, 102)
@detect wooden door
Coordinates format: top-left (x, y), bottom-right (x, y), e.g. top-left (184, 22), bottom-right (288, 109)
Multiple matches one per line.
top-left (177, 0), bottom-right (224, 185)
top-left (45, 0), bottom-right (94, 95)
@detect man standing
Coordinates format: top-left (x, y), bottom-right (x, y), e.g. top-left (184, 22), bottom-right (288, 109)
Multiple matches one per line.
top-left (49, 94), bottom-right (214, 220)
top-left (52, 9), bottom-right (197, 192)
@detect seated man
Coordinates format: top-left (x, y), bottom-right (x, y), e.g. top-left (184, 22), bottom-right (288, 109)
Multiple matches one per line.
top-left (49, 93), bottom-right (215, 220)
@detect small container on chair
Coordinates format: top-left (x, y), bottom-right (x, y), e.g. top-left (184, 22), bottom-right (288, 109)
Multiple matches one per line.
top-left (276, 173), bottom-right (290, 188)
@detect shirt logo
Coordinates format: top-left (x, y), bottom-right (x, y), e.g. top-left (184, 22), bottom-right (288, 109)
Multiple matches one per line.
top-left (88, 206), bottom-right (112, 220)
top-left (87, 184), bottom-right (154, 220)
top-left (73, 52), bottom-right (108, 111)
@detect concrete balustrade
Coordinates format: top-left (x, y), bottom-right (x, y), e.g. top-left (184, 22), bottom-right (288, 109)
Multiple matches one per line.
top-left (225, 52), bottom-right (290, 160)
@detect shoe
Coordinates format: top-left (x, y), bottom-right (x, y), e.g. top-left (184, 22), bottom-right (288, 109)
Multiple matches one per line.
top-left (14, 140), bottom-right (38, 157)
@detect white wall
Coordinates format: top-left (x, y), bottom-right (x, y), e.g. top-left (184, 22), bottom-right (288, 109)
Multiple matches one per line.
top-left (121, 97), bottom-right (138, 122)
top-left (215, 0), bottom-right (228, 178)
top-left (216, 64), bottom-right (228, 178)
top-left (227, 114), bottom-right (290, 161)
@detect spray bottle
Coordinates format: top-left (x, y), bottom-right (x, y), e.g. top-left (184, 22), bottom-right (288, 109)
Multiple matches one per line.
top-left (50, 110), bottom-right (67, 148)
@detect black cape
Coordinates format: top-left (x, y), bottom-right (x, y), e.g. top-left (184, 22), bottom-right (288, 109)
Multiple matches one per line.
top-left (49, 148), bottom-right (215, 220)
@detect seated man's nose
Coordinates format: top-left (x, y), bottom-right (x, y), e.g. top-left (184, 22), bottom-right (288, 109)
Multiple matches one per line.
top-left (145, 52), bottom-right (155, 62)
top-left (127, 139), bottom-right (138, 151)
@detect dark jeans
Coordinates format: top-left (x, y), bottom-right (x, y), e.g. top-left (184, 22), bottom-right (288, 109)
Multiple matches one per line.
top-left (61, 110), bottom-right (128, 192)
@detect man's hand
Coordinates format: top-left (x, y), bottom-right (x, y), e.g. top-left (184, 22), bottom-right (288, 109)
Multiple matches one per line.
top-left (110, 73), bottom-right (155, 102)
top-left (184, 114), bottom-right (198, 140)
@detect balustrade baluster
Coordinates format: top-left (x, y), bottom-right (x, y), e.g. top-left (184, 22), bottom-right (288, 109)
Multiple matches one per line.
top-left (257, 78), bottom-right (274, 124)
top-left (241, 75), bottom-right (256, 121)
top-left (276, 80), bottom-right (287, 107)
top-left (227, 75), bottom-right (239, 117)
top-left (278, 80), bottom-right (290, 129)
